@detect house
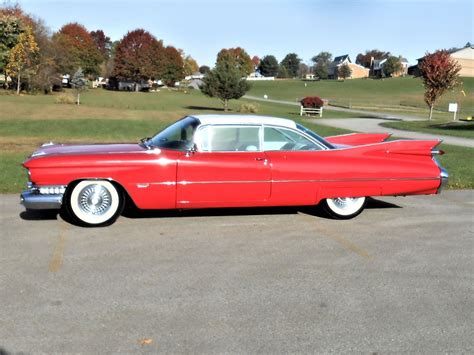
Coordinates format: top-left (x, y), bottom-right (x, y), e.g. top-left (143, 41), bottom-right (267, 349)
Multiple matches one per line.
top-left (328, 55), bottom-right (369, 79)
top-left (450, 46), bottom-right (474, 77)
top-left (410, 46), bottom-right (474, 77)
top-left (246, 71), bottom-right (274, 81)
top-left (370, 57), bottom-right (409, 77)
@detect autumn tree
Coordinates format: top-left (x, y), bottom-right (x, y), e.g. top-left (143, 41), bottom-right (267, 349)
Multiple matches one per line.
top-left (90, 29), bottom-right (112, 60)
top-left (258, 55), bottom-right (279, 77)
top-left (5, 26), bottom-right (38, 94)
top-left (251, 55), bottom-right (260, 69)
top-left (200, 52), bottom-right (250, 111)
top-left (419, 50), bottom-right (461, 120)
top-left (383, 56), bottom-right (402, 77)
top-left (112, 29), bottom-right (163, 88)
top-left (337, 63), bottom-right (352, 80)
top-left (280, 53), bottom-right (301, 78)
top-left (53, 23), bottom-right (102, 76)
top-left (160, 46), bottom-right (185, 86)
top-left (217, 47), bottom-right (253, 76)
top-left (311, 51), bottom-right (332, 79)
top-left (356, 49), bottom-right (390, 68)
top-left (183, 55), bottom-right (199, 76)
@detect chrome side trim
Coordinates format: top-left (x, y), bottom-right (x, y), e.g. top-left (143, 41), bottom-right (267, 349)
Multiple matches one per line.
top-left (21, 190), bottom-right (63, 210)
top-left (176, 177), bottom-right (440, 185)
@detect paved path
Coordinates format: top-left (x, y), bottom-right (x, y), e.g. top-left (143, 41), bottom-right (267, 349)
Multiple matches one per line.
top-left (244, 95), bottom-right (474, 147)
top-left (1, 191), bottom-right (473, 353)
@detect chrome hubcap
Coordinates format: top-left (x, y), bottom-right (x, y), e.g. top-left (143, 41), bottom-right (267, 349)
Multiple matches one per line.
top-left (78, 184), bottom-right (112, 215)
top-left (332, 197), bottom-right (358, 209)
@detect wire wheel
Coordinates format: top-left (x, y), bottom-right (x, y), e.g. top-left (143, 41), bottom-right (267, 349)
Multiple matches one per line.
top-left (68, 180), bottom-right (122, 226)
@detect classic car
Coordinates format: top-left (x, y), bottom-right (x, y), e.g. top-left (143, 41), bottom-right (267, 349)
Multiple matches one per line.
top-left (21, 114), bottom-right (448, 226)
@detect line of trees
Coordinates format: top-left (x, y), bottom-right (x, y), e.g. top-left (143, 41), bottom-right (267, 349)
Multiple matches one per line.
top-left (0, 3), bottom-right (197, 94)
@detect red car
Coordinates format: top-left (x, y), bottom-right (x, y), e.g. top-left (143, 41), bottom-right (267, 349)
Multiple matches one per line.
top-left (21, 115), bottom-right (448, 226)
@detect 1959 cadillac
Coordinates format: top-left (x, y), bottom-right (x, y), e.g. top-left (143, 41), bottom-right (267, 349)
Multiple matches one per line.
top-left (21, 115), bottom-right (448, 226)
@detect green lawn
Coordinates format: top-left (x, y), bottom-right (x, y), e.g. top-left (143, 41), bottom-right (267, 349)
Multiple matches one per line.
top-left (380, 119), bottom-right (474, 139)
top-left (0, 88), bottom-right (471, 193)
top-left (247, 77), bottom-right (474, 119)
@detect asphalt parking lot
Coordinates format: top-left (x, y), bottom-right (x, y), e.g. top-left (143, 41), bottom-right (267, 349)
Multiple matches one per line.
top-left (1, 191), bottom-right (473, 353)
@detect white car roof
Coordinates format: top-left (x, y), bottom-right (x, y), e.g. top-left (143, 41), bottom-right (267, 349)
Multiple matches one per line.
top-left (191, 114), bottom-right (297, 129)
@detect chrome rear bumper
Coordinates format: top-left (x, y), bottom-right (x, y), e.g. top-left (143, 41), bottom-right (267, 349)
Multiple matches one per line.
top-left (437, 168), bottom-right (449, 194)
top-left (20, 189), bottom-right (64, 210)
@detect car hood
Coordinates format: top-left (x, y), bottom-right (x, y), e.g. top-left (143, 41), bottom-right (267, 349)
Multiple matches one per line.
top-left (30, 143), bottom-right (145, 157)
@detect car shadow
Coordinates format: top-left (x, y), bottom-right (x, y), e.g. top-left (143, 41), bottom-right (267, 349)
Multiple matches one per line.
top-left (184, 105), bottom-right (226, 112)
top-left (20, 210), bottom-right (59, 221)
top-left (18, 197), bottom-right (401, 223)
top-left (122, 197), bottom-right (401, 220)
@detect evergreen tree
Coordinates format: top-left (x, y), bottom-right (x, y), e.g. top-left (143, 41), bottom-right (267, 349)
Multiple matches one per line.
top-left (70, 67), bottom-right (87, 104)
top-left (200, 52), bottom-right (250, 111)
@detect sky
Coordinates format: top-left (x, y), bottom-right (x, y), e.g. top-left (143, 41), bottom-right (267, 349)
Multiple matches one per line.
top-left (16, 0), bottom-right (474, 67)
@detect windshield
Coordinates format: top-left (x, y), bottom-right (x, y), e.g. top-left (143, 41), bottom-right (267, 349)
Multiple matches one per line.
top-left (147, 116), bottom-right (199, 150)
top-left (296, 123), bottom-right (334, 149)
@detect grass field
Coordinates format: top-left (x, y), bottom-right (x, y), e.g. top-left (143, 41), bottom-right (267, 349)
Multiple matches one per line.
top-left (0, 88), bottom-right (472, 193)
top-left (380, 120), bottom-right (474, 139)
top-left (247, 77), bottom-right (474, 120)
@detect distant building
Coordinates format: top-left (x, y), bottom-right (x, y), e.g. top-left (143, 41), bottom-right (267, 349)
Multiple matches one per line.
top-left (370, 57), bottom-right (409, 77)
top-left (410, 46), bottom-right (474, 77)
top-left (246, 71), bottom-right (274, 81)
top-left (450, 46), bottom-right (474, 77)
top-left (328, 55), bottom-right (369, 79)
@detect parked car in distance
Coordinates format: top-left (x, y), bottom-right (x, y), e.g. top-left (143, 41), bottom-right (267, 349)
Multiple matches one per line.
top-left (21, 115), bottom-right (448, 226)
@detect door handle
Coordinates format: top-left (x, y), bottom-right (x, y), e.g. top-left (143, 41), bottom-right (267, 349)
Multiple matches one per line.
top-left (255, 157), bottom-right (265, 161)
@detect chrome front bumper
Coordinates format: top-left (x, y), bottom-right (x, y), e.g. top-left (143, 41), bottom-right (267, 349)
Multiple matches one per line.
top-left (20, 187), bottom-right (65, 210)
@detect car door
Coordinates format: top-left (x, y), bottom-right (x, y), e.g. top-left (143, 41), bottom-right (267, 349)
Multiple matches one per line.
top-left (176, 125), bottom-right (271, 207)
top-left (262, 125), bottom-right (327, 206)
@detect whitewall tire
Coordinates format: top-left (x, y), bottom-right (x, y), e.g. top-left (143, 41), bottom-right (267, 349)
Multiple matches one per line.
top-left (67, 180), bottom-right (123, 226)
top-left (322, 197), bottom-right (366, 219)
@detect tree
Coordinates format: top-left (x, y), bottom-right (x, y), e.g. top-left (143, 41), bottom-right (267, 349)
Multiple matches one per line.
top-left (356, 49), bottom-right (390, 68)
top-left (258, 55), bottom-right (279, 77)
top-left (337, 63), bottom-right (351, 80)
top-left (200, 52), bottom-right (250, 111)
top-left (160, 46), bottom-right (185, 86)
top-left (383, 56), bottom-right (402, 77)
top-left (90, 29), bottom-right (112, 60)
top-left (280, 53), bottom-right (301, 78)
top-left (297, 63), bottom-right (309, 78)
top-left (5, 26), bottom-right (38, 94)
top-left (183, 55), bottom-right (199, 76)
top-left (311, 51), bottom-right (332, 79)
top-left (217, 47), bottom-right (253, 76)
top-left (419, 50), bottom-right (461, 120)
top-left (277, 65), bottom-right (289, 78)
top-left (112, 29), bottom-right (163, 87)
top-left (53, 23), bottom-right (103, 76)
top-left (0, 14), bottom-right (22, 80)
top-left (199, 65), bottom-right (210, 74)
top-left (251, 55), bottom-right (260, 69)
top-left (70, 67), bottom-right (87, 104)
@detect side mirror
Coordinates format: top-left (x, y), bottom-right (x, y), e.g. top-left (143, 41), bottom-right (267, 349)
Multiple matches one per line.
top-left (185, 143), bottom-right (197, 157)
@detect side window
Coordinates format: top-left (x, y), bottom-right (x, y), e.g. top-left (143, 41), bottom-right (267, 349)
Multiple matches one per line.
top-left (263, 126), bottom-right (321, 151)
top-left (198, 126), bottom-right (260, 152)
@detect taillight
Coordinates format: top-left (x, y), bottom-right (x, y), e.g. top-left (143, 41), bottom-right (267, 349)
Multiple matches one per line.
top-left (432, 150), bottom-right (445, 156)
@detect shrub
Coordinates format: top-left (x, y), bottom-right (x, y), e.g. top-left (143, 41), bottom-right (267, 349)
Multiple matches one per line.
top-left (55, 93), bottom-right (75, 104)
top-left (300, 96), bottom-right (324, 108)
top-left (239, 103), bottom-right (259, 113)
